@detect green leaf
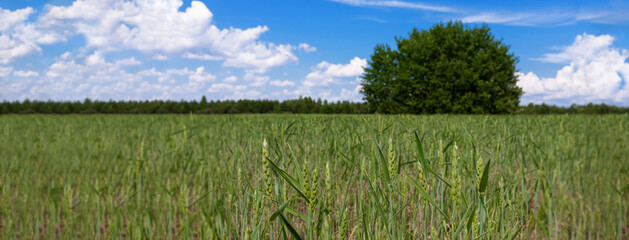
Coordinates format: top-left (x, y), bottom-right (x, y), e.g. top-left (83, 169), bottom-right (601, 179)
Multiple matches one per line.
top-left (413, 131), bottom-right (427, 171)
top-left (479, 159), bottom-right (491, 193)
top-left (270, 201), bottom-right (302, 240)
top-left (280, 213), bottom-right (302, 240)
top-left (267, 158), bottom-right (310, 203)
top-left (269, 201), bottom-right (290, 221)
top-left (284, 206), bottom-right (307, 222)
top-left (466, 202), bottom-right (477, 232)
top-left (508, 224), bottom-right (523, 240)
top-left (452, 199), bottom-right (475, 239)
top-left (414, 131), bottom-right (452, 188)
top-left (375, 140), bottom-right (392, 184)
top-left (408, 176), bottom-right (449, 221)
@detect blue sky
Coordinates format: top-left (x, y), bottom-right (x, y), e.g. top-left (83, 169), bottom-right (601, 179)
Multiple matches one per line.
top-left (1, 0), bottom-right (628, 106)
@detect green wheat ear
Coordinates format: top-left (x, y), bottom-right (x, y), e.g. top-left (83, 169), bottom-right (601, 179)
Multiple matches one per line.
top-left (339, 207), bottom-right (349, 240)
top-left (262, 139), bottom-right (273, 200)
top-left (325, 160), bottom-right (332, 208)
top-left (438, 139), bottom-right (445, 173)
top-left (476, 156), bottom-right (483, 190)
top-left (388, 138), bottom-right (396, 179)
top-left (310, 166), bottom-right (319, 212)
top-left (417, 155), bottom-right (426, 204)
top-left (451, 143), bottom-right (461, 211)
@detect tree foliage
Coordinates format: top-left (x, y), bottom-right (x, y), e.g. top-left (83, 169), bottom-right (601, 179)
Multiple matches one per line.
top-left (361, 21), bottom-right (523, 114)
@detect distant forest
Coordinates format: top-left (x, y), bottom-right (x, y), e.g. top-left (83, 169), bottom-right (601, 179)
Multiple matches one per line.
top-left (0, 97), bottom-right (627, 115)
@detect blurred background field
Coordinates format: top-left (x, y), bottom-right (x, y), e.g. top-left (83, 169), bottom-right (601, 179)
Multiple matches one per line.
top-left (0, 114), bottom-right (627, 239)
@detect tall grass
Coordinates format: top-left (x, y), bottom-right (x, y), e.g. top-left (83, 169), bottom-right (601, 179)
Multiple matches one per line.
top-left (0, 114), bottom-right (627, 239)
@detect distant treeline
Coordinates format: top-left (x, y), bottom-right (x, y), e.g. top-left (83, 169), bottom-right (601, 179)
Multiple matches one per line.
top-left (0, 97), bottom-right (627, 114)
top-left (0, 97), bottom-right (370, 114)
top-left (518, 103), bottom-right (629, 114)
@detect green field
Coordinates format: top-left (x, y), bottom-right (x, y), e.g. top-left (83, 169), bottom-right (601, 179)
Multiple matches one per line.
top-left (0, 115), bottom-right (627, 239)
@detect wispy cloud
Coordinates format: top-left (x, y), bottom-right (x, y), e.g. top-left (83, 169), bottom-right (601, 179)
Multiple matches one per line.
top-left (330, 0), bottom-right (457, 13)
top-left (355, 16), bottom-right (388, 23)
top-left (331, 0), bottom-right (629, 26)
top-left (461, 10), bottom-right (629, 26)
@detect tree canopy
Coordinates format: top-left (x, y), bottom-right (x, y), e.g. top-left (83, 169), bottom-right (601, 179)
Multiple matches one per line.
top-left (361, 21), bottom-right (523, 114)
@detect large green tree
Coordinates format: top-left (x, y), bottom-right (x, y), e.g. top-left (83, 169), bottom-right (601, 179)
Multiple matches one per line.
top-left (361, 21), bottom-right (523, 114)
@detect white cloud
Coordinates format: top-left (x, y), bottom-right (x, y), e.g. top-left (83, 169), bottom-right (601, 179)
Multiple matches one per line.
top-left (298, 43), bottom-right (317, 53)
top-left (189, 67), bottom-right (216, 82)
top-left (0, 66), bottom-right (12, 77)
top-left (223, 76), bottom-right (238, 83)
top-left (0, 7), bottom-right (39, 64)
top-left (0, 52), bottom-right (220, 101)
top-left (0, 7), bottom-right (33, 32)
top-left (183, 52), bottom-right (222, 61)
top-left (152, 54), bottom-right (168, 61)
top-left (269, 80), bottom-right (296, 87)
top-left (243, 71), bottom-right (269, 87)
top-left (303, 57), bottom-right (367, 87)
top-left (13, 70), bottom-right (39, 77)
top-left (41, 0), bottom-right (299, 72)
top-left (339, 85), bottom-right (364, 102)
top-left (207, 83), bottom-right (246, 93)
top-left (222, 42), bottom-right (297, 73)
top-left (518, 33), bottom-right (629, 105)
top-left (115, 57), bottom-right (141, 66)
top-left (0, 7), bottom-right (65, 64)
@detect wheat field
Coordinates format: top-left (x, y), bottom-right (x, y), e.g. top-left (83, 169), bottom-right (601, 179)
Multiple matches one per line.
top-left (0, 114), bottom-right (627, 239)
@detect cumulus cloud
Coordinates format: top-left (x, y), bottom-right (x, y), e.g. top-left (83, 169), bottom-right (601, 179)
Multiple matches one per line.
top-left (517, 33), bottom-right (629, 105)
top-left (243, 71), bottom-right (270, 87)
top-left (0, 66), bottom-right (12, 77)
top-left (183, 52), bottom-right (222, 61)
top-left (41, 0), bottom-right (299, 72)
top-left (0, 51), bottom-right (221, 100)
top-left (303, 57), bottom-right (367, 87)
top-left (0, 7), bottom-right (40, 64)
top-left (298, 43), bottom-right (317, 53)
top-left (152, 54), bottom-right (168, 61)
top-left (115, 57), bottom-right (141, 66)
top-left (207, 83), bottom-right (247, 93)
top-left (268, 57), bottom-right (368, 102)
top-left (13, 70), bottom-right (39, 77)
top-left (223, 76), bottom-right (238, 83)
top-left (269, 80), bottom-right (296, 87)
top-left (0, 6), bottom-right (66, 64)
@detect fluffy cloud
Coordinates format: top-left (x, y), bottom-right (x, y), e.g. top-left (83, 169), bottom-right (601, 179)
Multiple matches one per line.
top-left (13, 70), bottom-right (39, 77)
top-left (269, 80), bottom-right (296, 87)
top-left (115, 57), bottom-right (141, 66)
top-left (0, 7), bottom-right (66, 64)
top-left (518, 33), bottom-right (629, 105)
top-left (270, 57), bottom-right (368, 102)
top-left (41, 0), bottom-right (299, 72)
top-left (303, 57), bottom-right (367, 87)
top-left (298, 43), bottom-right (317, 53)
top-left (207, 83), bottom-right (247, 93)
top-left (243, 71), bottom-right (270, 87)
top-left (0, 7), bottom-right (40, 64)
top-left (223, 76), bottom-right (238, 83)
top-left (1, 52), bottom-right (219, 100)
top-left (183, 52), bottom-right (222, 61)
top-left (0, 66), bottom-right (12, 77)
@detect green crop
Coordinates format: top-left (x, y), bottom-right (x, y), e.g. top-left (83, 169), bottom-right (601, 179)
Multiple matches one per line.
top-left (0, 114), bottom-right (627, 239)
